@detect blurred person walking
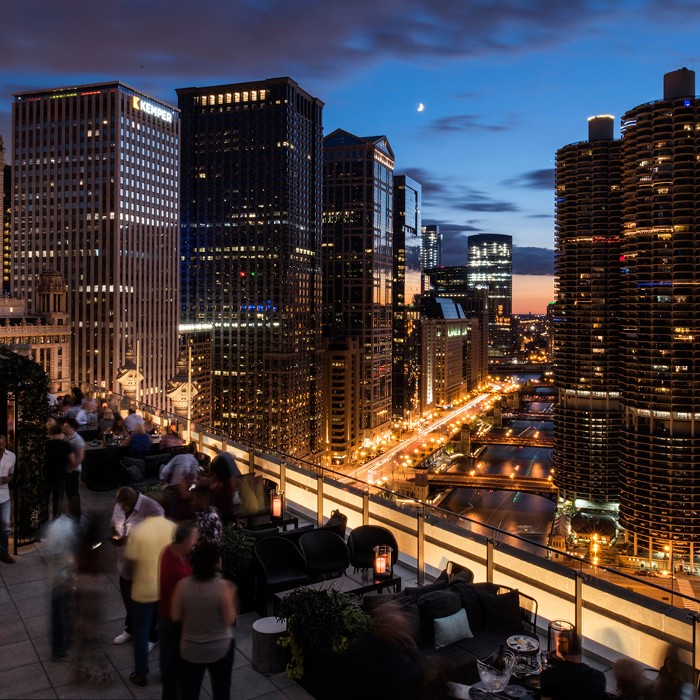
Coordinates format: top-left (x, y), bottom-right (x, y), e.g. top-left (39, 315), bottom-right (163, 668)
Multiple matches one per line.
top-left (62, 418), bottom-right (84, 518)
top-left (46, 424), bottom-right (74, 519)
top-left (0, 435), bottom-right (16, 564)
top-left (71, 514), bottom-right (114, 684)
top-left (124, 408), bottom-right (144, 433)
top-left (125, 512), bottom-right (176, 688)
top-left (159, 521), bottom-right (198, 700)
top-left (111, 487), bottom-right (164, 647)
top-left (160, 443), bottom-right (200, 521)
top-left (43, 499), bottom-right (80, 660)
top-left (190, 485), bottom-right (222, 561)
top-left (172, 542), bottom-right (238, 700)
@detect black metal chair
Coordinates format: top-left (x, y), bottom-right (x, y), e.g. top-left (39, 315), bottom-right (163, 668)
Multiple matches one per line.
top-left (347, 525), bottom-right (399, 573)
top-left (254, 536), bottom-right (308, 594)
top-left (299, 530), bottom-right (351, 580)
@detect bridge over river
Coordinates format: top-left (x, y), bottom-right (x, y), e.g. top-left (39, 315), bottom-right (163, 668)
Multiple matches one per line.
top-left (471, 433), bottom-right (552, 448)
top-left (427, 472), bottom-right (558, 496)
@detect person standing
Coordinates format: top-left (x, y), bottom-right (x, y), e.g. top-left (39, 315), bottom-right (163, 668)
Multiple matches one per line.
top-left (0, 435), bottom-right (16, 564)
top-left (125, 514), bottom-right (176, 688)
top-left (111, 487), bottom-right (164, 648)
top-left (46, 425), bottom-right (74, 520)
top-left (160, 443), bottom-right (200, 521)
top-left (172, 542), bottom-right (238, 700)
top-left (159, 521), bottom-right (198, 700)
top-left (62, 418), bottom-right (84, 518)
top-left (43, 500), bottom-right (80, 660)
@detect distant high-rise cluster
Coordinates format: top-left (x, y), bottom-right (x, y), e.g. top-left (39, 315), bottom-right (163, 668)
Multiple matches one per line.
top-left (554, 68), bottom-right (700, 556)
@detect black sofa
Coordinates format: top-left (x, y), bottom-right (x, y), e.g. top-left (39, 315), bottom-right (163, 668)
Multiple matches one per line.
top-left (363, 569), bottom-right (538, 686)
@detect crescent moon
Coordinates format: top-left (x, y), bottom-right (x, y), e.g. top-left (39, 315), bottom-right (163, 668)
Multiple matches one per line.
top-left (418, 103), bottom-right (424, 112)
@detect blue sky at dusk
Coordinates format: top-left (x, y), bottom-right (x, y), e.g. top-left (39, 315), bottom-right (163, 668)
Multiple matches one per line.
top-left (4, 0), bottom-right (700, 312)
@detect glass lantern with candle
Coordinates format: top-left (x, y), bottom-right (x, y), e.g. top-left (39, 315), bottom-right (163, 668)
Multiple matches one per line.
top-left (373, 545), bottom-right (393, 580)
top-left (272, 490), bottom-right (284, 519)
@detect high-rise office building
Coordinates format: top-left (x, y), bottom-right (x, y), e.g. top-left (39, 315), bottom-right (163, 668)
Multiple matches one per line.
top-left (421, 224), bottom-right (441, 272)
top-left (553, 115), bottom-right (623, 504)
top-left (11, 83), bottom-right (179, 405)
top-left (323, 130), bottom-right (394, 453)
top-left (420, 295), bottom-right (488, 410)
top-left (392, 174), bottom-right (422, 421)
top-left (1, 136), bottom-right (10, 294)
top-left (617, 68), bottom-right (700, 554)
top-left (177, 78), bottom-right (324, 460)
top-left (467, 233), bottom-right (513, 357)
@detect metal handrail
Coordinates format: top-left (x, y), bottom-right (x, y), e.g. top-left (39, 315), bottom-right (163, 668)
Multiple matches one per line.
top-left (70, 380), bottom-right (700, 607)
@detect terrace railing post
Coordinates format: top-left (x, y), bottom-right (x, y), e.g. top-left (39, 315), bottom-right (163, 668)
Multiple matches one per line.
top-left (280, 460), bottom-right (286, 495)
top-left (363, 491), bottom-right (369, 526)
top-left (486, 538), bottom-right (494, 583)
top-left (690, 612), bottom-right (700, 686)
top-left (574, 571), bottom-right (584, 649)
top-left (248, 448), bottom-right (256, 475)
top-left (417, 510), bottom-right (425, 586)
top-left (317, 475), bottom-right (324, 528)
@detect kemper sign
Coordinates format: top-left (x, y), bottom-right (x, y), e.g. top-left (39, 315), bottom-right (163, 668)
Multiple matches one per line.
top-left (132, 96), bottom-right (174, 123)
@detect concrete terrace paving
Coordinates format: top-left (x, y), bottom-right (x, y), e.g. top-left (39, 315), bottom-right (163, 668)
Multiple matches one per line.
top-left (0, 483), bottom-right (316, 700)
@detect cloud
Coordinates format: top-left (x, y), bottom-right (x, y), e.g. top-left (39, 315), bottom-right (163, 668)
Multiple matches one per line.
top-left (512, 246), bottom-right (554, 275)
top-left (453, 92), bottom-right (480, 99)
top-left (402, 166), bottom-right (520, 214)
top-left (425, 114), bottom-right (510, 134)
top-left (528, 213), bottom-right (553, 218)
top-left (1, 0), bottom-right (611, 86)
top-left (502, 168), bottom-right (555, 189)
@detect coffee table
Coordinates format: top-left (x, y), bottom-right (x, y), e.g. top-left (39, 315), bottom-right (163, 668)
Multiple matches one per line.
top-left (274, 571), bottom-right (401, 607)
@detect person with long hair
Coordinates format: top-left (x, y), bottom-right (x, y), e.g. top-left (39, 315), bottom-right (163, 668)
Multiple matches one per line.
top-left (171, 542), bottom-right (238, 700)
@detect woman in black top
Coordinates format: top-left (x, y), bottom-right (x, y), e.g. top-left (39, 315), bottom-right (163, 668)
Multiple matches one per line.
top-left (46, 424), bottom-right (74, 518)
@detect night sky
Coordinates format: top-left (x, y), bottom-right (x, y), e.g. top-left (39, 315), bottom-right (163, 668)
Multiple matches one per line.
top-left (4, 0), bottom-right (700, 312)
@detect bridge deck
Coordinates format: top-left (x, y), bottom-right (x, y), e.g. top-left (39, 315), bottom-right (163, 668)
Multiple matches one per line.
top-left (427, 472), bottom-right (558, 494)
top-left (470, 434), bottom-right (552, 448)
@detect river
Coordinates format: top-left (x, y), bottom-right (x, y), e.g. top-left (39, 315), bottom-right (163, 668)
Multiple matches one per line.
top-left (437, 371), bottom-right (557, 552)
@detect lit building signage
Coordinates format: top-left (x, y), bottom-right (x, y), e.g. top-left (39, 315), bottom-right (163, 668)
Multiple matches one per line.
top-left (132, 96), bottom-right (174, 123)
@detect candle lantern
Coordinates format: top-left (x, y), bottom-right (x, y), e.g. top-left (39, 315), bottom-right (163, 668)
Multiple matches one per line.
top-left (272, 491), bottom-right (284, 519)
top-left (547, 619), bottom-right (574, 660)
top-left (373, 545), bottom-right (393, 580)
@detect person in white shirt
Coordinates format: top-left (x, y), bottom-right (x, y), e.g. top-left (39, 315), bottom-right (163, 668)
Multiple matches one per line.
top-left (123, 409), bottom-right (145, 434)
top-left (47, 393), bottom-right (58, 409)
top-left (0, 435), bottom-right (16, 564)
top-left (160, 443), bottom-right (200, 520)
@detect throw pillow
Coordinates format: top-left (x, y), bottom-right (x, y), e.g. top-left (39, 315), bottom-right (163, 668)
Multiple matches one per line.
top-left (446, 569), bottom-right (474, 586)
top-left (481, 589), bottom-right (522, 633)
top-left (121, 460), bottom-right (145, 484)
top-left (416, 590), bottom-right (462, 642)
top-left (434, 608), bottom-right (474, 649)
top-left (122, 457), bottom-right (147, 477)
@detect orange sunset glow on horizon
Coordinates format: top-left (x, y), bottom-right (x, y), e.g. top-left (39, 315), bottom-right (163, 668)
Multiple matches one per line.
top-left (512, 275), bottom-right (554, 315)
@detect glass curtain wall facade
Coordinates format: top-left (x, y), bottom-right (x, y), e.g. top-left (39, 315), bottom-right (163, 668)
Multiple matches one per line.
top-left (467, 233), bottom-right (513, 356)
top-left (177, 78), bottom-right (324, 461)
top-left (11, 83), bottom-right (180, 406)
top-left (553, 116), bottom-right (623, 504)
top-left (323, 130), bottom-right (394, 450)
top-left (618, 68), bottom-right (700, 554)
top-left (392, 174), bottom-right (422, 421)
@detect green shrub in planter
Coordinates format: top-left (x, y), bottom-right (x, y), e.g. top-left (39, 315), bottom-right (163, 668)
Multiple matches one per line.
top-left (276, 587), bottom-right (371, 679)
top-left (221, 526), bottom-right (254, 583)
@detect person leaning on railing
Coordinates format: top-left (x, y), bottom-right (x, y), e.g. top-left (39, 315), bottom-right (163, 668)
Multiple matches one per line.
top-left (160, 443), bottom-right (200, 521)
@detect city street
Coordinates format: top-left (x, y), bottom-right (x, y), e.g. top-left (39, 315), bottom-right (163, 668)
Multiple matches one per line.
top-left (345, 392), bottom-right (492, 485)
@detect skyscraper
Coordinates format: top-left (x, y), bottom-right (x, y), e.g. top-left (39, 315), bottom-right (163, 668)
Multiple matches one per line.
top-left (177, 78), bottom-right (324, 460)
top-left (11, 83), bottom-right (179, 404)
top-left (421, 224), bottom-right (441, 271)
top-left (553, 115), bottom-right (623, 504)
top-left (323, 130), bottom-right (394, 453)
top-left (1, 136), bottom-right (9, 294)
top-left (617, 68), bottom-right (700, 555)
top-left (392, 174), bottom-right (422, 421)
top-left (467, 233), bottom-right (513, 356)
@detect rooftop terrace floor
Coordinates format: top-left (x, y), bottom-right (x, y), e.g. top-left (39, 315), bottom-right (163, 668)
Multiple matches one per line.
top-left (0, 482), bottom-right (624, 699)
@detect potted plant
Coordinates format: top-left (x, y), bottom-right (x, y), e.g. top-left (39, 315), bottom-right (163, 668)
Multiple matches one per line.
top-left (276, 587), bottom-right (371, 696)
top-left (221, 526), bottom-right (256, 612)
